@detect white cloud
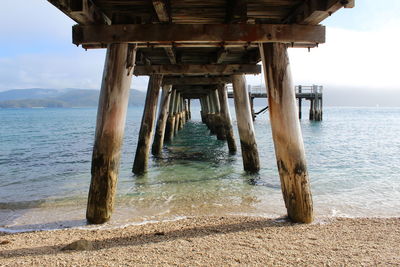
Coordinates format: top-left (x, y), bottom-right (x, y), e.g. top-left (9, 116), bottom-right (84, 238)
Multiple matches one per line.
top-left (288, 27), bottom-right (400, 90)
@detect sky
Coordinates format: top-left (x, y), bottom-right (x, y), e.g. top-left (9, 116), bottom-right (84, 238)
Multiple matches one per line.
top-left (1, 0), bottom-right (400, 92)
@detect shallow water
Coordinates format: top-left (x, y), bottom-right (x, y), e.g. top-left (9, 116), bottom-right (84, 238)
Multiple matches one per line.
top-left (1, 105), bottom-right (399, 232)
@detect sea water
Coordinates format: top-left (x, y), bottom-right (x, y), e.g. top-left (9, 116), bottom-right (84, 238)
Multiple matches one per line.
top-left (1, 105), bottom-right (399, 232)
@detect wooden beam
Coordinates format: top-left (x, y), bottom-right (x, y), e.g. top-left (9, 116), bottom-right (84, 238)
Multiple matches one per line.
top-left (134, 64), bottom-right (261, 76)
top-left (82, 42), bottom-right (318, 50)
top-left (48, 0), bottom-right (110, 25)
top-left (73, 24), bottom-right (325, 46)
top-left (215, 48), bottom-right (229, 64)
top-left (152, 0), bottom-right (171, 23)
top-left (284, 0), bottom-right (355, 25)
top-left (163, 76), bottom-right (232, 86)
top-left (164, 47), bottom-right (177, 64)
top-left (226, 0), bottom-right (247, 23)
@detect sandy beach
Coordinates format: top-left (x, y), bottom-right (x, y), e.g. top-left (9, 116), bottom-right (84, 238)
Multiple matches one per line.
top-left (0, 216), bottom-right (399, 266)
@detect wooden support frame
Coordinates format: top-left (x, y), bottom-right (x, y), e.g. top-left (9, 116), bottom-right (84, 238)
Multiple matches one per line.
top-left (48, 0), bottom-right (110, 25)
top-left (132, 74), bottom-right (163, 174)
top-left (73, 24), bottom-right (325, 46)
top-left (284, 0), bottom-right (355, 25)
top-left (232, 74), bottom-right (260, 173)
top-left (134, 64), bottom-right (261, 76)
top-left (86, 43), bottom-right (135, 224)
top-left (260, 42), bottom-right (313, 223)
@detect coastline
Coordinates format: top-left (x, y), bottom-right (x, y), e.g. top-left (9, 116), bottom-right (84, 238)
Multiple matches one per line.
top-left (1, 216), bottom-right (399, 266)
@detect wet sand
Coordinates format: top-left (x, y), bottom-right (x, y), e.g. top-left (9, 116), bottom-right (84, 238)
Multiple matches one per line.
top-left (1, 216), bottom-right (399, 266)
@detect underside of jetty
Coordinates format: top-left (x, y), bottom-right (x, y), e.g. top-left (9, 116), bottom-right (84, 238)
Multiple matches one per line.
top-left (48, 0), bottom-right (354, 224)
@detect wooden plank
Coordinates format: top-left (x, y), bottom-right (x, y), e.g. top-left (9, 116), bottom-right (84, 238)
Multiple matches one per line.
top-left (134, 64), bottom-right (261, 75)
top-left (132, 74), bottom-right (163, 174)
top-left (86, 43), bottom-right (135, 224)
top-left (73, 24), bottom-right (325, 46)
top-left (163, 76), bottom-right (232, 85)
top-left (232, 74), bottom-right (260, 173)
top-left (284, 0), bottom-right (355, 25)
top-left (259, 42), bottom-right (313, 223)
top-left (48, 0), bottom-right (110, 25)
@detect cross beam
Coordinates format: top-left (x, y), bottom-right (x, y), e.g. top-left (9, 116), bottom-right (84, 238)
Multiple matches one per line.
top-left (73, 24), bottom-right (325, 46)
top-left (163, 76), bottom-right (232, 86)
top-left (134, 64), bottom-right (261, 76)
top-left (284, 0), bottom-right (355, 25)
top-left (48, 0), bottom-right (110, 25)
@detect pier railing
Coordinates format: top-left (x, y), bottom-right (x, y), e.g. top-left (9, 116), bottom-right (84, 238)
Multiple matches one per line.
top-left (226, 84), bottom-right (323, 96)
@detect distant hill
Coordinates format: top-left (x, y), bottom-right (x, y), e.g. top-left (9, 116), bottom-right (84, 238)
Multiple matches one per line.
top-left (0, 88), bottom-right (146, 108)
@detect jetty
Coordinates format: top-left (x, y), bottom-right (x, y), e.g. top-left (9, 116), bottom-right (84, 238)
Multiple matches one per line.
top-left (227, 84), bottom-right (323, 120)
top-left (48, 0), bottom-right (354, 224)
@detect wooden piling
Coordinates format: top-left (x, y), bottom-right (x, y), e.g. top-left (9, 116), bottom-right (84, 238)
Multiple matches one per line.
top-left (211, 89), bottom-right (226, 140)
top-left (187, 99), bottom-right (191, 120)
top-left (217, 84), bottom-right (237, 153)
top-left (232, 74), bottom-right (260, 173)
top-left (87, 43), bottom-right (135, 224)
top-left (132, 74), bottom-right (163, 174)
top-left (260, 42), bottom-right (313, 223)
top-left (298, 85), bottom-right (302, 119)
top-left (174, 93), bottom-right (181, 134)
top-left (165, 89), bottom-right (176, 142)
top-left (152, 84), bottom-right (172, 156)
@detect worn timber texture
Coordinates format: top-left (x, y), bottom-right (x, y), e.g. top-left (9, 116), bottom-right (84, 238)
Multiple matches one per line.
top-left (87, 43), bottom-right (135, 224)
top-left (134, 64), bottom-right (261, 76)
top-left (217, 84), bottom-right (237, 153)
top-left (73, 24), bottom-right (325, 46)
top-left (132, 74), bottom-right (163, 174)
top-left (232, 74), bottom-right (260, 173)
top-left (260, 42), bottom-right (314, 223)
top-left (152, 85), bottom-right (172, 156)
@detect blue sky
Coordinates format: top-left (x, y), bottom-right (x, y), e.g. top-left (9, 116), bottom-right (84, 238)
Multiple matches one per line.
top-left (0, 0), bottom-right (399, 91)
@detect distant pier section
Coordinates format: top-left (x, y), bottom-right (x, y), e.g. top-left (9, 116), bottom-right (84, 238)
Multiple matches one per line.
top-left (227, 85), bottom-right (323, 121)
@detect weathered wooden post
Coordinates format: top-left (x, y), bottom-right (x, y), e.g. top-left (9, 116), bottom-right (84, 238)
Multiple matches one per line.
top-left (232, 74), bottom-right (260, 173)
top-left (260, 43), bottom-right (313, 223)
top-left (248, 85), bottom-right (255, 121)
top-left (209, 93), bottom-right (218, 135)
top-left (152, 84), bottom-right (172, 156)
top-left (174, 93), bottom-right (181, 134)
top-left (298, 85), bottom-right (302, 119)
top-left (200, 97), bottom-right (206, 123)
top-left (173, 92), bottom-right (180, 136)
top-left (132, 74), bottom-right (163, 174)
top-left (187, 99), bottom-right (191, 120)
top-left (87, 43), bottom-right (136, 224)
top-left (217, 84), bottom-right (237, 153)
top-left (211, 89), bottom-right (226, 140)
top-left (165, 89), bottom-right (176, 142)
top-left (309, 99), bottom-right (314, 120)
